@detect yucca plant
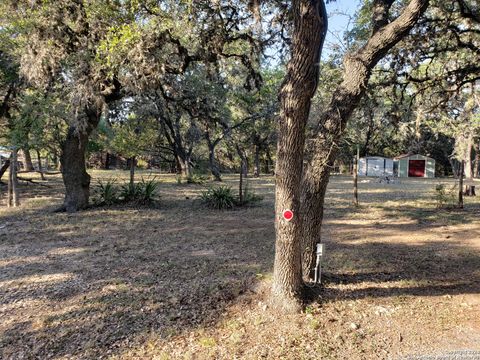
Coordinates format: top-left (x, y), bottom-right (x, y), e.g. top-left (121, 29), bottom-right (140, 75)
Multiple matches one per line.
top-left (120, 182), bottom-right (141, 202)
top-left (93, 179), bottom-right (120, 206)
top-left (138, 178), bottom-right (159, 204)
top-left (121, 178), bottom-right (159, 204)
top-left (201, 185), bottom-right (235, 210)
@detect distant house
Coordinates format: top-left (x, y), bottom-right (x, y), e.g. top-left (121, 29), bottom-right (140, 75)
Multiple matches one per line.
top-left (358, 156), bottom-right (394, 177)
top-left (394, 154), bottom-right (435, 178)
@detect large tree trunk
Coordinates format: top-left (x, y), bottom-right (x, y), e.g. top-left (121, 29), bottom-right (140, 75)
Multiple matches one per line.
top-left (301, 167), bottom-right (330, 281)
top-left (271, 0), bottom-right (327, 312)
top-left (23, 148), bottom-right (34, 172)
top-left (176, 154), bottom-right (191, 178)
top-left (300, 0), bottom-right (429, 281)
top-left (60, 107), bottom-right (101, 212)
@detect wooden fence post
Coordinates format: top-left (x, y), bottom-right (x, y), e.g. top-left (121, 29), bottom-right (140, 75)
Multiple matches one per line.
top-left (353, 145), bottom-right (359, 207)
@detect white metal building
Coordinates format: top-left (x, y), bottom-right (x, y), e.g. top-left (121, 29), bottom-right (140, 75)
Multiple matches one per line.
top-left (358, 156), bottom-right (394, 177)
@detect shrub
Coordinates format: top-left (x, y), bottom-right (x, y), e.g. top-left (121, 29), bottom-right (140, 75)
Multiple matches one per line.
top-left (120, 182), bottom-right (142, 202)
top-left (201, 185), bottom-right (236, 210)
top-left (138, 178), bottom-right (159, 204)
top-left (92, 177), bottom-right (159, 207)
top-left (93, 179), bottom-right (120, 206)
top-left (434, 183), bottom-right (457, 209)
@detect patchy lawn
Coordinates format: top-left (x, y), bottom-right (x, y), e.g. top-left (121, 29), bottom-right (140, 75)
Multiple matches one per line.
top-left (1, 171), bottom-right (479, 359)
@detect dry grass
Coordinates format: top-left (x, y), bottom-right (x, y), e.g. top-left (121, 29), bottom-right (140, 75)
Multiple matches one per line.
top-left (1, 171), bottom-right (479, 359)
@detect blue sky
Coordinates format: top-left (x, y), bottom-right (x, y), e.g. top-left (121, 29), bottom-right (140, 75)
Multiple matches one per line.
top-left (263, 0), bottom-right (362, 66)
top-left (323, 0), bottom-right (362, 58)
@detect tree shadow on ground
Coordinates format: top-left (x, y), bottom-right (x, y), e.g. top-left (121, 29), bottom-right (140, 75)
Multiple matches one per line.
top-left (1, 175), bottom-right (479, 359)
top-left (0, 203), bottom-right (274, 359)
top-left (306, 237), bottom-right (480, 305)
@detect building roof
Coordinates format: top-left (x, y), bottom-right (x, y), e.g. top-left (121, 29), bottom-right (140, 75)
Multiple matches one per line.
top-left (394, 153), bottom-right (434, 160)
top-left (360, 156), bottom-right (391, 159)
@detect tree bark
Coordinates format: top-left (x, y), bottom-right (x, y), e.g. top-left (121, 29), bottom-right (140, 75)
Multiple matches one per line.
top-left (450, 157), bottom-right (459, 178)
top-left (23, 148), bottom-right (34, 172)
top-left (464, 134), bottom-right (473, 179)
top-left (474, 142), bottom-right (480, 178)
top-left (130, 156), bottom-right (136, 187)
top-left (176, 154), bottom-right (191, 178)
top-left (254, 144), bottom-right (261, 177)
top-left (458, 160), bottom-right (464, 209)
top-left (353, 145), bottom-right (359, 207)
top-left (7, 158), bottom-right (13, 207)
top-left (301, 0), bottom-right (429, 281)
top-left (464, 185), bottom-right (476, 196)
top-left (52, 150), bottom-right (61, 171)
top-left (36, 149), bottom-right (45, 180)
top-left (236, 144), bottom-right (248, 178)
top-left (264, 147), bottom-right (272, 174)
top-left (208, 142), bottom-right (222, 181)
top-left (12, 150), bottom-right (19, 206)
top-left (8, 149), bottom-right (19, 207)
top-left (60, 106), bottom-right (101, 212)
top-left (105, 152), bottom-right (111, 170)
top-left (271, 0), bottom-right (328, 312)
top-left (235, 145), bottom-right (248, 204)
top-left (239, 158), bottom-right (244, 204)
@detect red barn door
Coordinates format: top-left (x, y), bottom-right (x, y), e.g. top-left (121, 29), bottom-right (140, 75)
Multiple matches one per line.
top-left (408, 160), bottom-right (425, 177)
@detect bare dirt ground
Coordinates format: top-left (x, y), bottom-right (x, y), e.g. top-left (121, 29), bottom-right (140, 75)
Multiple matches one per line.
top-left (0, 171), bottom-right (479, 359)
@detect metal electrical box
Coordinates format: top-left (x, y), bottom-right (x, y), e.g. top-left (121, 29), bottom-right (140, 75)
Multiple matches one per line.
top-left (316, 243), bottom-right (325, 256)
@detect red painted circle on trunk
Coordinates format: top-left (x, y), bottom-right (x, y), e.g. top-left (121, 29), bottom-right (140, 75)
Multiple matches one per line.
top-left (283, 209), bottom-right (294, 221)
